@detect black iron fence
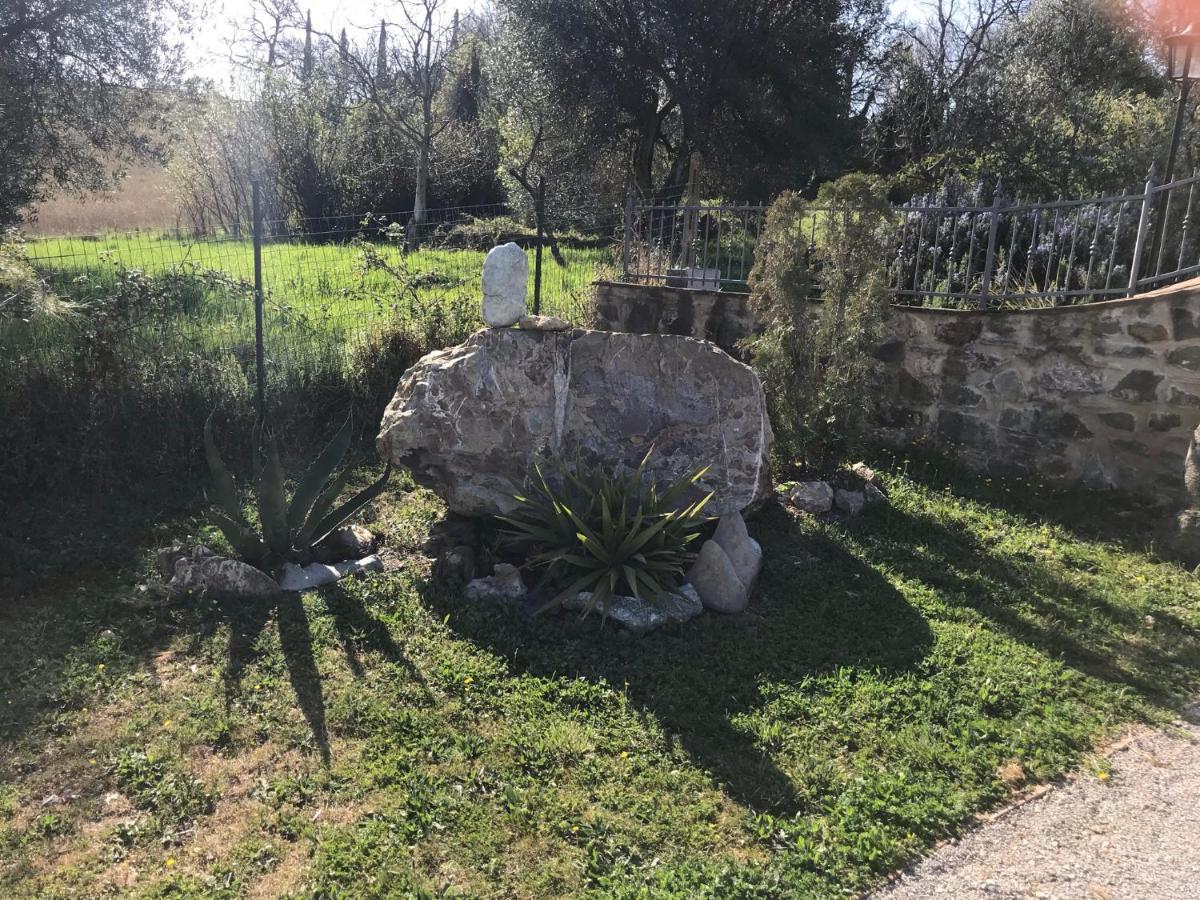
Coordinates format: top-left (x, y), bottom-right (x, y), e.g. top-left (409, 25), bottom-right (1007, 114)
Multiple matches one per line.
top-left (620, 169), bottom-right (1200, 309)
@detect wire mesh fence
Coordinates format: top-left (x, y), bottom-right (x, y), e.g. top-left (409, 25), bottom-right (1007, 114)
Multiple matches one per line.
top-left (2, 201), bottom-right (625, 381)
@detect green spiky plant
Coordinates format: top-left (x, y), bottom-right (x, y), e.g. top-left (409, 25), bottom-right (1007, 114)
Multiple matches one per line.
top-left (499, 450), bottom-right (714, 620)
top-left (204, 413), bottom-right (391, 573)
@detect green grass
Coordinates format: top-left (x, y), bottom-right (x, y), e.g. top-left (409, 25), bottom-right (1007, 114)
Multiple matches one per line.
top-left (1, 456), bottom-right (1198, 897)
top-left (10, 234), bottom-right (609, 366)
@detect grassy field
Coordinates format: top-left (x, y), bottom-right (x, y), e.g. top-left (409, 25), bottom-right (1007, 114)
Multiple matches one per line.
top-left (2, 454), bottom-right (1198, 897)
top-left (11, 234), bottom-right (610, 367)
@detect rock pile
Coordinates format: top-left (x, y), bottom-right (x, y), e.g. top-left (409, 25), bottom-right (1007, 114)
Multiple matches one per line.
top-left (781, 462), bottom-right (888, 519)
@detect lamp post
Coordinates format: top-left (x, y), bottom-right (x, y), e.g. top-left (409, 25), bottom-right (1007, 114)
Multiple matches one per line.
top-left (1148, 25), bottom-right (1200, 277)
top-left (1164, 25), bottom-right (1200, 186)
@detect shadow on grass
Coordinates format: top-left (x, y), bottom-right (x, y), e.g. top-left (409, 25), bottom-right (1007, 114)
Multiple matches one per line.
top-left (855, 500), bottom-right (1200, 702)
top-left (871, 444), bottom-right (1172, 555)
top-left (218, 582), bottom-right (431, 766)
top-left (421, 502), bottom-right (934, 816)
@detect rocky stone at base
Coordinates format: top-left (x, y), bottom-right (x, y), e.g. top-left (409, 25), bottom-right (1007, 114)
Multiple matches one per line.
top-left (789, 481), bottom-right (834, 514)
top-left (277, 555), bottom-right (384, 592)
top-left (686, 540), bottom-right (750, 614)
top-left (168, 549), bottom-right (280, 601)
top-left (1186, 424), bottom-right (1200, 506)
top-left (711, 511), bottom-right (763, 593)
top-left (157, 543), bottom-right (216, 580)
top-left (518, 314), bottom-right (569, 331)
top-left (465, 563), bottom-right (527, 603)
top-left (378, 328), bottom-right (774, 518)
top-left (564, 583), bottom-right (702, 633)
top-left (835, 489), bottom-right (866, 516)
top-left (482, 243), bottom-right (528, 327)
top-left (316, 525), bottom-right (377, 563)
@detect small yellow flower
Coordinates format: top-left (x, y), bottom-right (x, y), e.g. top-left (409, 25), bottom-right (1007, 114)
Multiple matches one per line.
top-left (163, 719), bottom-right (173, 729)
top-left (88, 758), bottom-right (97, 766)
top-left (571, 825), bottom-right (579, 833)
top-left (81, 707), bottom-right (89, 715)
top-left (1097, 770), bottom-right (1110, 782)
top-left (619, 751), bottom-right (629, 760)
top-left (165, 857), bottom-right (176, 868)
top-left (96, 663), bottom-right (105, 672)
top-left (463, 676), bottom-right (474, 685)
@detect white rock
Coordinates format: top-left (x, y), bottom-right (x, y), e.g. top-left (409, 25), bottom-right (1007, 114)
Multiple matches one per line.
top-left (711, 511), bottom-right (763, 591)
top-left (277, 555), bottom-right (384, 592)
top-left (789, 481), bottom-right (834, 514)
top-left (686, 540), bottom-right (749, 614)
top-left (481, 242), bottom-right (528, 327)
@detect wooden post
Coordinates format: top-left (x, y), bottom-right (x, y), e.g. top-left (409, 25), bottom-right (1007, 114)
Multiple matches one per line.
top-left (533, 177), bottom-right (544, 316)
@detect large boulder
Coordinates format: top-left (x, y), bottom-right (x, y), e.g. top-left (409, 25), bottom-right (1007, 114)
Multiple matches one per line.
top-left (377, 328), bottom-right (773, 517)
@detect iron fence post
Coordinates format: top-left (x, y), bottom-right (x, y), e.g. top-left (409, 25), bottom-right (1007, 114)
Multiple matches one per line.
top-left (533, 177), bottom-right (544, 316)
top-left (1128, 167), bottom-right (1157, 296)
top-left (977, 180), bottom-right (1005, 309)
top-left (251, 179), bottom-right (266, 422)
top-left (622, 187), bottom-right (634, 281)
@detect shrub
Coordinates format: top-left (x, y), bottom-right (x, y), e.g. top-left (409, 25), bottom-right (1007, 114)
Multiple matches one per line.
top-left (499, 451), bottom-right (713, 619)
top-left (745, 174), bottom-right (895, 473)
top-left (204, 415), bottom-right (391, 572)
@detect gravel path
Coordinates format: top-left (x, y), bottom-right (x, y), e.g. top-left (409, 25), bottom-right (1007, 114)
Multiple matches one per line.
top-left (873, 704), bottom-right (1200, 900)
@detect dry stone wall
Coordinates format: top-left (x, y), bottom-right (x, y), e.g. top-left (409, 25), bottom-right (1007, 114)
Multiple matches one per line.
top-left (593, 279), bottom-right (1200, 499)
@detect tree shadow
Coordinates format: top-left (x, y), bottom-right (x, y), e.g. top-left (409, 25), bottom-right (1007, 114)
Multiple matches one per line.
top-left (854, 499), bottom-right (1200, 703)
top-left (871, 445), bottom-right (1173, 556)
top-left (216, 582), bottom-right (434, 768)
top-left (419, 502), bottom-right (933, 816)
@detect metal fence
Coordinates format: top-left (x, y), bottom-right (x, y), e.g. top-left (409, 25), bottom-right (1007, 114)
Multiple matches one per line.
top-left (619, 169), bottom-right (1200, 309)
top-left (3, 199), bottom-right (623, 378)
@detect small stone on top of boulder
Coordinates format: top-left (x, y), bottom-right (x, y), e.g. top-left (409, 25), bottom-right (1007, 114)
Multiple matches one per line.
top-left (481, 242), bottom-right (528, 327)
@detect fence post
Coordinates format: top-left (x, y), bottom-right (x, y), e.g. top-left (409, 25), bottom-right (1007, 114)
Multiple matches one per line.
top-left (533, 176), bottom-right (545, 316)
top-left (622, 186), bottom-right (634, 281)
top-left (251, 179), bottom-right (266, 423)
top-left (977, 180), bottom-right (1004, 310)
top-left (1128, 167), bottom-right (1157, 296)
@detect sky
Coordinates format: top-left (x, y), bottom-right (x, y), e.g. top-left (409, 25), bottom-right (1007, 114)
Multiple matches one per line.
top-left (187, 0), bottom-right (934, 87)
top-left (188, 0), bottom-right (481, 86)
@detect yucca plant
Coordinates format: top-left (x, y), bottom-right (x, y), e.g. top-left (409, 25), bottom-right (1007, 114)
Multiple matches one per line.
top-left (499, 450), bottom-right (713, 620)
top-left (204, 413), bottom-right (391, 573)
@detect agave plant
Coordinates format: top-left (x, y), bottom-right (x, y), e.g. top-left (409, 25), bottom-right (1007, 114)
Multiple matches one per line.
top-left (499, 450), bottom-right (713, 620)
top-left (204, 413), bottom-right (391, 572)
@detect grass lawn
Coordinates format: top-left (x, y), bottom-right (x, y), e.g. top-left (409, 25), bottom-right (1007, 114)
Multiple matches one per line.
top-left (10, 235), bottom-right (609, 368)
top-left (2, 455), bottom-right (1198, 898)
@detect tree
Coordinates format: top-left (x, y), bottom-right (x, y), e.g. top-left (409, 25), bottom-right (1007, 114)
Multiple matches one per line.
top-left (0, 0), bottom-right (186, 224)
top-left (499, 0), bottom-right (858, 202)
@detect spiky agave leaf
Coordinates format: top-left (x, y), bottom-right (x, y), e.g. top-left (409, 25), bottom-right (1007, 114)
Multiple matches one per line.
top-left (287, 415), bottom-right (353, 535)
top-left (254, 420), bottom-right (291, 566)
top-left (203, 411), bottom-right (247, 525)
top-left (307, 463), bottom-right (392, 549)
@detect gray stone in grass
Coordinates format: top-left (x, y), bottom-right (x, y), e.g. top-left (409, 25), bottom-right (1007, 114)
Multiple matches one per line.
top-left (834, 489), bottom-right (865, 516)
top-left (711, 511), bottom-right (762, 592)
top-left (789, 481), bottom-right (834, 514)
top-left (864, 483), bottom-right (887, 506)
top-left (169, 552), bottom-right (280, 601)
top-left (315, 524), bottom-right (377, 563)
top-left (465, 563), bottom-right (527, 603)
top-left (481, 242), bottom-right (528, 327)
top-left (564, 584), bottom-right (703, 633)
top-left (686, 540), bottom-right (749, 614)
top-left (157, 543), bottom-right (216, 580)
top-left (1186, 424), bottom-right (1200, 507)
top-left (277, 555), bottom-right (384, 592)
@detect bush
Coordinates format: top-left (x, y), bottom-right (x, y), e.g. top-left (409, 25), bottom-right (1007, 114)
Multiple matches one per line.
top-left (499, 451), bottom-right (713, 619)
top-left (745, 174), bottom-right (895, 473)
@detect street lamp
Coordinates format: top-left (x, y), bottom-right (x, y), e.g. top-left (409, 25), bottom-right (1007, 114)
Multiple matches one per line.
top-left (1163, 25), bottom-right (1200, 185)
